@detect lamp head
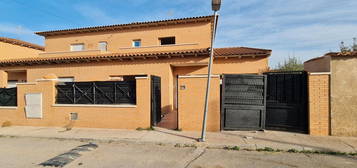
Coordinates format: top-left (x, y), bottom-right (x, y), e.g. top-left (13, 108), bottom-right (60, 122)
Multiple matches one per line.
top-left (212, 0), bottom-right (221, 11)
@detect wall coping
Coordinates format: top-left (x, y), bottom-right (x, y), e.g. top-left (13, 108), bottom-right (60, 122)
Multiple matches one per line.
top-left (309, 72), bottom-right (331, 75)
top-left (52, 104), bottom-right (136, 108)
top-left (0, 106), bottom-right (17, 109)
top-left (16, 82), bottom-right (37, 85)
top-left (178, 75), bottom-right (220, 78)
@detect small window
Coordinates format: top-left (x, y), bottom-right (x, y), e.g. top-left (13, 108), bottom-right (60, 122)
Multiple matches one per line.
top-left (70, 44), bottom-right (85, 51)
top-left (98, 41), bottom-right (107, 51)
top-left (132, 40), bottom-right (141, 48)
top-left (58, 77), bottom-right (74, 82)
top-left (159, 37), bottom-right (175, 45)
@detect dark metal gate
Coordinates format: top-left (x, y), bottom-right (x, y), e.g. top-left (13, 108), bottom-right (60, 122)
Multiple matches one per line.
top-left (56, 81), bottom-right (136, 105)
top-left (151, 75), bottom-right (162, 126)
top-left (221, 74), bottom-right (266, 130)
top-left (264, 71), bottom-right (308, 133)
top-left (0, 88), bottom-right (17, 106)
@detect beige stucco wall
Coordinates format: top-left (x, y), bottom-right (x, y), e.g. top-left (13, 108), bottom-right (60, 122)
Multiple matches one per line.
top-left (0, 42), bottom-right (42, 60)
top-left (0, 78), bottom-right (151, 129)
top-left (178, 76), bottom-right (220, 131)
top-left (42, 22), bottom-right (212, 56)
top-left (330, 57), bottom-right (357, 136)
top-left (304, 56), bottom-right (331, 72)
top-left (0, 70), bottom-right (7, 88)
top-left (1, 56), bottom-right (268, 115)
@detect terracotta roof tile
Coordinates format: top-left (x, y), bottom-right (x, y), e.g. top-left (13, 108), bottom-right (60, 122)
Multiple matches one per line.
top-left (36, 15), bottom-right (214, 37)
top-left (0, 46), bottom-right (272, 67)
top-left (0, 37), bottom-right (44, 51)
top-left (214, 47), bottom-right (271, 57)
top-left (0, 48), bottom-right (210, 66)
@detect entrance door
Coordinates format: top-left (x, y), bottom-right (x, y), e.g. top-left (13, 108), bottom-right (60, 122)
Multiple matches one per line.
top-left (221, 74), bottom-right (266, 130)
top-left (151, 75), bottom-right (161, 126)
top-left (264, 71), bottom-right (308, 133)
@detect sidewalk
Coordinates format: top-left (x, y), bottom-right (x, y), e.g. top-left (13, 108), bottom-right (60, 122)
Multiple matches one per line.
top-left (0, 126), bottom-right (356, 153)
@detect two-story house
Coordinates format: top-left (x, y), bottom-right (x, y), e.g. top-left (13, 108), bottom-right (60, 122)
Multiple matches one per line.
top-left (0, 37), bottom-right (44, 88)
top-left (0, 16), bottom-right (271, 131)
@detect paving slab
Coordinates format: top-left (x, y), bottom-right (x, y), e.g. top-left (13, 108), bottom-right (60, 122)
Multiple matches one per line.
top-left (1, 126), bottom-right (357, 153)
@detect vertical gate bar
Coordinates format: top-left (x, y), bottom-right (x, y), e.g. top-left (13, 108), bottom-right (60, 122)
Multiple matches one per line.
top-left (93, 82), bottom-right (96, 104)
top-left (73, 83), bottom-right (76, 104)
top-left (114, 82), bottom-right (117, 104)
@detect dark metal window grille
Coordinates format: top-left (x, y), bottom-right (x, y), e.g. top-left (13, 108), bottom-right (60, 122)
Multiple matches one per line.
top-left (0, 88), bottom-right (17, 106)
top-left (56, 81), bottom-right (136, 105)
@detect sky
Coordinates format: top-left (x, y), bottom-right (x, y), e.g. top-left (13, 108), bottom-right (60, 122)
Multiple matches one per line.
top-left (0, 0), bottom-right (356, 67)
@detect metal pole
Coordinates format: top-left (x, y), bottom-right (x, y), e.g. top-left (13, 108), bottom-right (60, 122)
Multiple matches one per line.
top-left (199, 11), bottom-right (218, 142)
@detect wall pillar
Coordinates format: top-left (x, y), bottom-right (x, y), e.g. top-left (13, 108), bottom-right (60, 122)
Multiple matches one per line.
top-left (308, 73), bottom-right (330, 136)
top-left (0, 70), bottom-right (8, 88)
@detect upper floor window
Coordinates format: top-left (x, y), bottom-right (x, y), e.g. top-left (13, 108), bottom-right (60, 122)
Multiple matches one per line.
top-left (132, 40), bottom-right (141, 48)
top-left (70, 43), bottom-right (85, 51)
top-left (159, 37), bottom-right (175, 45)
top-left (98, 41), bottom-right (107, 51)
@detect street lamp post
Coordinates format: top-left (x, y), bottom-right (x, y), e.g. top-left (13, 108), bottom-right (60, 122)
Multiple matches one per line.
top-left (199, 0), bottom-right (221, 142)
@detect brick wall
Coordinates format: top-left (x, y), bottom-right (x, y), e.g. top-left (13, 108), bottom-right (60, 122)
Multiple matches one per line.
top-left (308, 73), bottom-right (330, 136)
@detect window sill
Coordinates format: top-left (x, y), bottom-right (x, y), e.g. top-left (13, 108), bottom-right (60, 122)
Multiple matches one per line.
top-left (52, 104), bottom-right (136, 108)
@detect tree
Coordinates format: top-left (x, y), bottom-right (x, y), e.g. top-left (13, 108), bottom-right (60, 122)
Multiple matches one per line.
top-left (275, 56), bottom-right (304, 71)
top-left (339, 38), bottom-right (357, 52)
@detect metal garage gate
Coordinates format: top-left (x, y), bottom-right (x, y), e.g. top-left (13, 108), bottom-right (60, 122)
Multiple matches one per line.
top-left (264, 71), bottom-right (308, 133)
top-left (151, 75), bottom-right (162, 126)
top-left (221, 74), bottom-right (266, 130)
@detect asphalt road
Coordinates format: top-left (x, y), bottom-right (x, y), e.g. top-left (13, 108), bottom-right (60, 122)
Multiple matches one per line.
top-left (0, 136), bottom-right (356, 168)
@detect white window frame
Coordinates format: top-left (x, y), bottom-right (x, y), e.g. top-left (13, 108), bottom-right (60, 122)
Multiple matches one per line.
top-left (98, 41), bottom-right (107, 51)
top-left (132, 40), bottom-right (141, 48)
top-left (70, 43), bottom-right (85, 51)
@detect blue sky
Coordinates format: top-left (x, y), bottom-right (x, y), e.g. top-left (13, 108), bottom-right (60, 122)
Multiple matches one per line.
top-left (0, 0), bottom-right (356, 67)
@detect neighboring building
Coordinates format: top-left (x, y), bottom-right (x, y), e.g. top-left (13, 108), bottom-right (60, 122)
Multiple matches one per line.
top-left (0, 37), bottom-right (44, 88)
top-left (0, 16), bottom-right (271, 131)
top-left (305, 51), bottom-right (357, 136)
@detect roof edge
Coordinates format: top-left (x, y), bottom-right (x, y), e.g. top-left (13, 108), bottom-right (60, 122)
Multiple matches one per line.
top-left (35, 15), bottom-right (214, 37)
top-left (0, 37), bottom-right (44, 51)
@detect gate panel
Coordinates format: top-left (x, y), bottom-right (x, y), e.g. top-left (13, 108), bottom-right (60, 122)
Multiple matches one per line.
top-left (151, 76), bottom-right (161, 126)
top-left (222, 75), bottom-right (266, 130)
top-left (265, 71), bottom-right (308, 133)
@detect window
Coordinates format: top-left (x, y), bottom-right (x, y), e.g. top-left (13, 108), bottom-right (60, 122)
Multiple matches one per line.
top-left (70, 43), bottom-right (85, 51)
top-left (58, 77), bottom-right (74, 82)
top-left (98, 41), bottom-right (107, 51)
top-left (132, 40), bottom-right (141, 48)
top-left (159, 37), bottom-right (175, 45)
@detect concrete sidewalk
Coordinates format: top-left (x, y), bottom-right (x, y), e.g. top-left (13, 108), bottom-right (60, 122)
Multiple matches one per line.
top-left (0, 126), bottom-right (356, 153)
